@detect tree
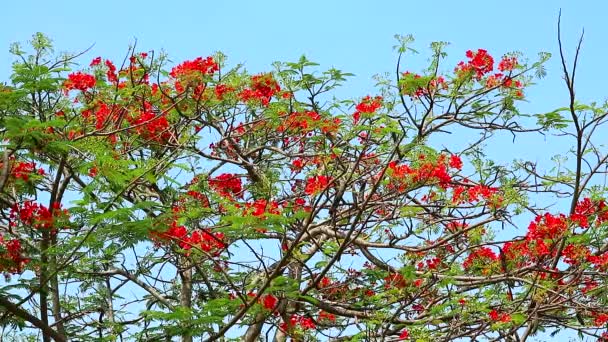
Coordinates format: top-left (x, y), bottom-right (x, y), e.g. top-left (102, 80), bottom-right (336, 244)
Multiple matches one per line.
top-left (0, 27), bottom-right (606, 341)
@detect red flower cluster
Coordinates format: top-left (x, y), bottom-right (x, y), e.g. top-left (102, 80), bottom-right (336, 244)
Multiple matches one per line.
top-left (593, 312), bottom-right (608, 326)
top-left (463, 247), bottom-right (498, 270)
top-left (0, 236), bottom-right (29, 274)
top-left (571, 197), bottom-right (608, 228)
top-left (452, 184), bottom-right (499, 205)
top-left (448, 154), bottom-right (463, 170)
top-left (170, 57), bottom-right (219, 79)
top-left (126, 102), bottom-right (171, 142)
top-left (353, 95), bottom-right (382, 123)
top-left (318, 311), bottom-right (336, 322)
top-left (305, 175), bottom-right (332, 195)
top-left (456, 49), bottom-right (494, 79)
top-left (9, 201), bottom-right (68, 230)
top-left (11, 161), bottom-right (45, 181)
top-left (488, 309), bottom-right (511, 323)
top-left (239, 73), bottom-right (281, 106)
top-left (63, 72), bottom-right (96, 92)
top-left (214, 84), bottom-right (234, 100)
top-left (156, 221), bottom-right (225, 253)
top-left (561, 243), bottom-right (590, 265)
top-left (90, 57), bottom-right (102, 66)
top-left (244, 199), bottom-right (281, 219)
top-left (260, 294), bottom-right (277, 311)
top-left (105, 60), bottom-right (118, 83)
top-left (208, 173), bottom-right (242, 198)
top-left (384, 273), bottom-right (407, 289)
top-left (587, 252), bottom-right (608, 271)
top-left (277, 111), bottom-right (341, 136)
top-left (527, 213), bottom-right (568, 240)
top-left (279, 314), bottom-right (316, 332)
top-left (387, 155), bottom-right (453, 190)
top-left (498, 56), bottom-right (518, 72)
top-left (501, 199), bottom-right (608, 266)
top-left (399, 329), bottom-right (410, 340)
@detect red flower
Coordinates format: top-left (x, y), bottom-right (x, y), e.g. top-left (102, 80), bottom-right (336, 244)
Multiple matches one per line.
top-left (90, 57), bottom-right (102, 66)
top-left (593, 313), bottom-right (608, 326)
top-left (449, 154), bottom-right (463, 170)
top-left (305, 175), bottom-right (331, 195)
top-left (261, 294), bottom-right (277, 311)
top-left (88, 166), bottom-right (98, 177)
top-left (209, 173), bottom-right (242, 198)
top-left (456, 49), bottom-right (494, 79)
top-left (384, 273), bottom-right (407, 289)
top-left (239, 73), bottom-right (280, 106)
top-left (64, 72), bottom-right (96, 92)
top-left (399, 329), bottom-right (409, 339)
top-left (353, 96), bottom-right (382, 123)
top-left (214, 84), bottom-right (234, 99)
top-left (498, 56), bottom-right (518, 72)
top-left (463, 247), bottom-right (498, 269)
top-left (105, 60), bottom-right (118, 83)
top-left (489, 309), bottom-right (511, 323)
top-left (170, 57), bottom-right (219, 78)
top-left (318, 311), bottom-right (336, 322)
top-left (0, 236), bottom-right (29, 274)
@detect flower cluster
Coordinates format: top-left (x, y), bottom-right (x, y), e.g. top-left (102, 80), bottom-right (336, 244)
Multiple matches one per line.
top-left (9, 161), bottom-right (45, 182)
top-left (208, 173), bottom-right (243, 198)
top-left (9, 201), bottom-right (69, 230)
top-left (63, 72), bottom-right (96, 92)
top-left (456, 49), bottom-right (494, 79)
top-left (170, 56), bottom-right (219, 79)
top-left (488, 309), bottom-right (511, 323)
top-left (155, 221), bottom-right (225, 254)
top-left (387, 154), bottom-right (458, 191)
top-left (305, 175), bottom-right (332, 195)
top-left (277, 111), bottom-right (341, 135)
top-left (353, 96), bottom-right (382, 124)
top-left (463, 247), bottom-right (499, 270)
top-left (0, 236), bottom-right (28, 274)
top-left (239, 73), bottom-right (281, 106)
top-left (279, 314), bottom-right (316, 333)
top-left (244, 199), bottom-right (281, 219)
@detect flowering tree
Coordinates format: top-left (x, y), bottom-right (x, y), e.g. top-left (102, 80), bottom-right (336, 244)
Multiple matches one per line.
top-left (0, 28), bottom-right (607, 342)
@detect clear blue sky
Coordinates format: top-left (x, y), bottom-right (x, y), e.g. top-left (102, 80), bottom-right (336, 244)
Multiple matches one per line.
top-left (1, 1), bottom-right (606, 340)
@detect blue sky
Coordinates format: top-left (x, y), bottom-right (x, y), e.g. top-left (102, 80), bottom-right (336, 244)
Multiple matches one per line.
top-left (1, 1), bottom-right (607, 340)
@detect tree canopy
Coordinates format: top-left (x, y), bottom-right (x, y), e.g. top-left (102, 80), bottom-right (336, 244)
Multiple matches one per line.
top-left (0, 31), bottom-right (607, 341)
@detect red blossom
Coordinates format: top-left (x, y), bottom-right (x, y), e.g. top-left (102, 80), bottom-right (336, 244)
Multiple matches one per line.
top-left (318, 311), bottom-right (336, 322)
top-left (90, 57), bottom-right (102, 66)
top-left (488, 309), bottom-right (511, 322)
top-left (170, 56), bottom-right (219, 79)
top-left (239, 73), bottom-right (280, 106)
top-left (353, 96), bottom-right (382, 123)
top-left (498, 56), bottom-right (518, 72)
top-left (261, 294), bottom-right (277, 311)
top-left (0, 236), bottom-right (29, 274)
top-left (305, 175), bottom-right (332, 195)
top-left (105, 60), bottom-right (118, 83)
top-left (208, 173), bottom-right (242, 198)
top-left (463, 247), bottom-right (498, 270)
top-left (449, 154), bottom-right (463, 170)
top-left (64, 72), bottom-right (96, 92)
top-left (456, 49), bottom-right (494, 79)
